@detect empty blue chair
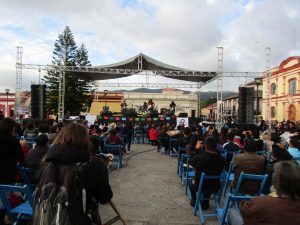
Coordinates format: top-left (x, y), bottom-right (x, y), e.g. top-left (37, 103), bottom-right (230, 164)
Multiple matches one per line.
top-left (233, 172), bottom-right (268, 196)
top-left (106, 144), bottom-right (123, 170)
top-left (194, 172), bottom-right (225, 225)
top-left (134, 130), bottom-right (144, 144)
top-left (216, 193), bottom-right (252, 225)
top-left (0, 184), bottom-right (33, 225)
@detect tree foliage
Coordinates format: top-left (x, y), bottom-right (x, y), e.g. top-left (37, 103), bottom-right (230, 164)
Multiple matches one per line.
top-left (43, 26), bottom-right (92, 116)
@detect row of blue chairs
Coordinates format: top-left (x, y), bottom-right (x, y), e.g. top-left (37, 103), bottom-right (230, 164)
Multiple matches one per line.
top-left (0, 163), bottom-right (35, 225)
top-left (190, 172), bottom-right (268, 225)
top-left (156, 142), bottom-right (270, 225)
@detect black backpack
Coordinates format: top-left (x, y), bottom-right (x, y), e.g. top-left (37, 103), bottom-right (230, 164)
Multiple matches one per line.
top-left (32, 162), bottom-right (96, 225)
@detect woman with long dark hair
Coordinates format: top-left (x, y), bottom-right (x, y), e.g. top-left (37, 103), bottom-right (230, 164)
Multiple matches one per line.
top-left (34, 122), bottom-right (113, 225)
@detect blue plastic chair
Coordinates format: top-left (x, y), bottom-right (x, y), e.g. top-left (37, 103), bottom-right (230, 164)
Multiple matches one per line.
top-left (134, 130), bottom-right (144, 144)
top-left (216, 193), bottom-right (252, 225)
top-left (194, 172), bottom-right (225, 225)
top-left (177, 146), bottom-right (186, 176)
top-left (16, 163), bottom-right (35, 192)
top-left (233, 172), bottom-right (268, 196)
top-left (256, 150), bottom-right (265, 155)
top-left (0, 184), bottom-right (33, 225)
top-left (106, 144), bottom-right (123, 170)
top-left (24, 137), bottom-right (36, 149)
top-left (184, 158), bottom-right (195, 194)
top-left (223, 162), bottom-right (235, 196)
top-left (169, 138), bottom-right (178, 157)
top-left (180, 154), bottom-right (193, 185)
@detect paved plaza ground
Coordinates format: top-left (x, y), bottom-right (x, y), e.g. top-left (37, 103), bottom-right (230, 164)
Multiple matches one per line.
top-left (99, 144), bottom-right (218, 225)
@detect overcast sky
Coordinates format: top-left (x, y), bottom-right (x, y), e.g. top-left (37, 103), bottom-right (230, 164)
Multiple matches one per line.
top-left (0, 0), bottom-right (299, 93)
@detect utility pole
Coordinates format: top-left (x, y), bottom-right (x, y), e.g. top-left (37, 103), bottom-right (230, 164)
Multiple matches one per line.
top-left (15, 46), bottom-right (23, 118)
top-left (216, 47), bottom-right (224, 125)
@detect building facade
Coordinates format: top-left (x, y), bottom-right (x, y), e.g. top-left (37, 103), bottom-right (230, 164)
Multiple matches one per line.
top-left (0, 92), bottom-right (15, 118)
top-left (89, 92), bottom-right (124, 115)
top-left (124, 88), bottom-right (198, 117)
top-left (262, 56), bottom-right (300, 122)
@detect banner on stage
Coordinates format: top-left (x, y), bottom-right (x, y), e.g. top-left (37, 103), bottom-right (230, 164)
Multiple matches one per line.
top-left (176, 117), bottom-right (189, 128)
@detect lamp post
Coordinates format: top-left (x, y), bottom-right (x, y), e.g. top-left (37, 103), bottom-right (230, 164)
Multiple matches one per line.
top-left (104, 90), bottom-right (108, 112)
top-left (5, 89), bottom-right (10, 118)
top-left (254, 78), bottom-right (262, 123)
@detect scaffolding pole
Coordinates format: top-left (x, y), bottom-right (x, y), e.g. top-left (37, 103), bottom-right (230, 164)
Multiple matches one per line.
top-left (15, 46), bottom-right (23, 118)
top-left (197, 82), bottom-right (201, 118)
top-left (216, 47), bottom-right (223, 123)
top-left (265, 47), bottom-right (271, 121)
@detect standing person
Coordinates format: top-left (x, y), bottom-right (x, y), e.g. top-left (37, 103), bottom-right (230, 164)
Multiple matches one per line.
top-left (189, 136), bottom-right (225, 209)
top-left (0, 118), bottom-right (24, 184)
top-left (147, 99), bottom-right (155, 111)
top-left (149, 124), bottom-right (158, 146)
top-left (120, 98), bottom-right (127, 115)
top-left (123, 122), bottom-right (134, 153)
top-left (33, 123), bottom-right (113, 225)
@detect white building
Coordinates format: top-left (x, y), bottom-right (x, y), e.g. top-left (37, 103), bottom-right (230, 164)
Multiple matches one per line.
top-left (124, 88), bottom-right (198, 117)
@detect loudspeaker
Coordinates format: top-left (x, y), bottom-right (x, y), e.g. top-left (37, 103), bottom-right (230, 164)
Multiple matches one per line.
top-left (178, 112), bottom-right (188, 117)
top-left (31, 84), bottom-right (46, 120)
top-left (238, 87), bottom-right (254, 123)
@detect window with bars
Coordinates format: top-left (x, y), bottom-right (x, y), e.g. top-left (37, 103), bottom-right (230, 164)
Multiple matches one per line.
top-left (271, 83), bottom-right (276, 95)
top-left (288, 79), bottom-right (297, 95)
top-left (271, 106), bottom-right (276, 118)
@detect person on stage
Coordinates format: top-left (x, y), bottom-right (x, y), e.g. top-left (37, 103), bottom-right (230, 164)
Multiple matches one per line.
top-left (169, 101), bottom-right (176, 114)
top-left (142, 102), bottom-right (148, 111)
top-left (120, 98), bottom-right (127, 115)
top-left (147, 99), bottom-right (155, 111)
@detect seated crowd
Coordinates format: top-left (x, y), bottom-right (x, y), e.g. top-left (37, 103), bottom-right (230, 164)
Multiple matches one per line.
top-left (0, 114), bottom-right (300, 225)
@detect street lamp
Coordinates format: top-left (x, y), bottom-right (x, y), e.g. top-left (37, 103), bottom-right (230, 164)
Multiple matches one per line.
top-left (254, 78), bottom-right (262, 122)
top-left (5, 89), bottom-right (10, 118)
top-left (103, 90), bottom-right (108, 112)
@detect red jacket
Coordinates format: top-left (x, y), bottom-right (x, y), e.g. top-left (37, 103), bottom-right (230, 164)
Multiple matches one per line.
top-left (149, 128), bottom-right (158, 141)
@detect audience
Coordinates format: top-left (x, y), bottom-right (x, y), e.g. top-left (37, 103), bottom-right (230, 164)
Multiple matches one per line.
top-left (24, 134), bottom-right (49, 170)
top-left (288, 136), bottom-right (300, 165)
top-left (0, 118), bottom-right (24, 184)
top-left (232, 137), bottom-right (266, 194)
top-left (229, 161), bottom-right (300, 225)
top-left (189, 136), bottom-right (225, 209)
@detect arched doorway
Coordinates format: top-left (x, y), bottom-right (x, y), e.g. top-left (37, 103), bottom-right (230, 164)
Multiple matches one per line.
top-left (288, 104), bottom-right (296, 122)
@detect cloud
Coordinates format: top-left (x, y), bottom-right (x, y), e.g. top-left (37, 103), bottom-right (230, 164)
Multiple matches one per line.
top-left (0, 0), bottom-right (299, 93)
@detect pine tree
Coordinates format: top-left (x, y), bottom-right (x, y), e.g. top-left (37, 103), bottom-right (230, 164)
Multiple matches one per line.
top-left (43, 26), bottom-right (92, 116)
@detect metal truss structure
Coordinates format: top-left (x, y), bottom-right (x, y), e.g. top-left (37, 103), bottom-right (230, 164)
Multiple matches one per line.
top-left (18, 63), bottom-right (261, 79)
top-left (17, 51), bottom-right (263, 120)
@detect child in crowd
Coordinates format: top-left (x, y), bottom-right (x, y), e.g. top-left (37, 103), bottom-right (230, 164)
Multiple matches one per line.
top-left (149, 124), bottom-right (158, 146)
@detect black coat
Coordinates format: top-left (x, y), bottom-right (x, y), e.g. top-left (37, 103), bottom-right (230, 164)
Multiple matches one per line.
top-left (189, 151), bottom-right (225, 193)
top-left (38, 145), bottom-right (113, 225)
top-left (0, 134), bottom-right (23, 184)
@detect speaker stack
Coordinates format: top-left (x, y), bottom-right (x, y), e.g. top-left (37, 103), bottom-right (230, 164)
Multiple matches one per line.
top-left (31, 84), bottom-right (46, 120)
top-left (238, 87), bottom-right (254, 124)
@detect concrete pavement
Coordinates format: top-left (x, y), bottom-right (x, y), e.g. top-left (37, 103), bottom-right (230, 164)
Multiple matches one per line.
top-left (99, 144), bottom-right (218, 225)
